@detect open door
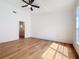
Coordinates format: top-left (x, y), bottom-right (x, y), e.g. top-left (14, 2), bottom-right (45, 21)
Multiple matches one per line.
top-left (19, 21), bottom-right (25, 39)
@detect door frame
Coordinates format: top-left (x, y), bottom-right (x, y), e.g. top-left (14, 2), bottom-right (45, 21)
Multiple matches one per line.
top-left (19, 21), bottom-right (25, 39)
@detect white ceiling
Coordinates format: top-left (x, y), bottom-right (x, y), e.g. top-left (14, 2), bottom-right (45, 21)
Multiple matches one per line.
top-left (1, 0), bottom-right (77, 14)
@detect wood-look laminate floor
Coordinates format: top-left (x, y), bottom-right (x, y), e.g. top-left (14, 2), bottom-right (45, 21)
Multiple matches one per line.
top-left (0, 38), bottom-right (78, 59)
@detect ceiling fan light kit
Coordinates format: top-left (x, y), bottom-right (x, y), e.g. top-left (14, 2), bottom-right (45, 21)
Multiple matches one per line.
top-left (21, 0), bottom-right (40, 11)
top-left (28, 5), bottom-right (31, 8)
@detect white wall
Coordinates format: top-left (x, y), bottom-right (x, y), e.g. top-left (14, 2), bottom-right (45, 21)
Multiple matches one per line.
top-left (31, 0), bottom-right (76, 44)
top-left (0, 1), bottom-right (30, 43)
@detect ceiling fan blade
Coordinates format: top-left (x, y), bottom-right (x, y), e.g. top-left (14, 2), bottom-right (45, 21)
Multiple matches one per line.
top-left (22, 5), bottom-right (28, 7)
top-left (30, 7), bottom-right (33, 11)
top-left (22, 0), bottom-right (29, 4)
top-left (31, 5), bottom-right (40, 8)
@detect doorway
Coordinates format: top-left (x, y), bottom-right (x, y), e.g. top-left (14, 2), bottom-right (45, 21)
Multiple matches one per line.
top-left (19, 21), bottom-right (25, 38)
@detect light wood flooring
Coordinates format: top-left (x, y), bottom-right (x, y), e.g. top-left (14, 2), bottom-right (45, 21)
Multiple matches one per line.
top-left (0, 38), bottom-right (79, 59)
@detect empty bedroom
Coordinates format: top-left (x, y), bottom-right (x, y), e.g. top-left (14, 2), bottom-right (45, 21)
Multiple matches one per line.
top-left (0, 0), bottom-right (79, 59)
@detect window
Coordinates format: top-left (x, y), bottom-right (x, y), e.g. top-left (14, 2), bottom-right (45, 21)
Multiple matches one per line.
top-left (76, 7), bottom-right (79, 44)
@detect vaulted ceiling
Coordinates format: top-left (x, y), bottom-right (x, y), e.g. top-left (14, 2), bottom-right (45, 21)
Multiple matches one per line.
top-left (1, 0), bottom-right (78, 15)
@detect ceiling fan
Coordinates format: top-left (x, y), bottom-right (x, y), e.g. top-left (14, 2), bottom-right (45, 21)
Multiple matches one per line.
top-left (21, 0), bottom-right (40, 11)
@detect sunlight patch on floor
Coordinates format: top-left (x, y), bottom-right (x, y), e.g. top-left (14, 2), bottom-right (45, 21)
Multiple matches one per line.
top-left (42, 47), bottom-right (55, 59)
top-left (42, 43), bottom-right (69, 59)
top-left (63, 47), bottom-right (68, 57)
top-left (50, 43), bottom-right (59, 50)
top-left (55, 52), bottom-right (68, 59)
